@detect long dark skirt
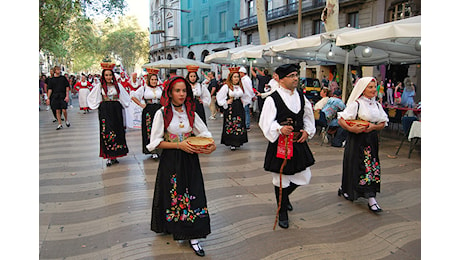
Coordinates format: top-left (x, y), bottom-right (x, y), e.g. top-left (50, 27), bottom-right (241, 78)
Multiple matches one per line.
top-left (141, 103), bottom-right (162, 154)
top-left (341, 130), bottom-right (381, 201)
top-left (221, 99), bottom-right (248, 147)
top-left (151, 149), bottom-right (211, 240)
top-left (194, 99), bottom-right (207, 125)
top-left (98, 101), bottom-right (129, 159)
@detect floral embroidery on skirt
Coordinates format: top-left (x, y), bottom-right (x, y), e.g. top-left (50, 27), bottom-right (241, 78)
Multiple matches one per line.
top-left (165, 173), bottom-right (208, 223)
top-left (359, 146), bottom-right (381, 185)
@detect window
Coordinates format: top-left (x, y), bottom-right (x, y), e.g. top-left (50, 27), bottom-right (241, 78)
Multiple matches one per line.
top-left (219, 12), bottom-right (227, 33)
top-left (248, 0), bottom-right (255, 16)
top-left (247, 34), bottom-right (252, 45)
top-left (267, 0), bottom-right (273, 11)
top-left (389, 1), bottom-right (413, 21)
top-left (168, 21), bottom-right (173, 28)
top-left (188, 20), bottom-right (193, 42)
top-left (348, 12), bottom-right (359, 28)
top-left (313, 20), bottom-right (324, 34)
top-left (203, 16), bottom-right (209, 40)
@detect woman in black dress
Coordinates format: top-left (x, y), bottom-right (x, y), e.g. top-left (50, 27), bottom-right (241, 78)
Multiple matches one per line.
top-left (131, 69), bottom-right (163, 159)
top-left (216, 67), bottom-right (249, 150)
top-left (146, 76), bottom-right (216, 257)
top-left (337, 77), bottom-right (389, 213)
top-left (87, 62), bottom-right (130, 166)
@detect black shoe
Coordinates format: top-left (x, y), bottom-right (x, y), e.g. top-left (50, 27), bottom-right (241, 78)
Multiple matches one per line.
top-left (189, 240), bottom-right (205, 257)
top-left (56, 124), bottom-right (63, 130)
top-left (286, 200), bottom-right (293, 211)
top-left (338, 188), bottom-right (350, 200)
top-left (65, 121), bottom-right (71, 127)
top-left (113, 158), bottom-right (119, 164)
top-left (151, 153), bottom-right (159, 160)
top-left (368, 203), bottom-right (382, 213)
top-left (230, 146), bottom-right (236, 151)
top-left (106, 159), bottom-right (113, 167)
top-left (278, 211), bottom-right (289, 229)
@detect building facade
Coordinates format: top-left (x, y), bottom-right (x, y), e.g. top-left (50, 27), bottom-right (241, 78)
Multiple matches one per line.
top-left (149, 0), bottom-right (184, 61)
top-left (149, 0), bottom-right (241, 65)
top-left (180, 0), bottom-right (241, 63)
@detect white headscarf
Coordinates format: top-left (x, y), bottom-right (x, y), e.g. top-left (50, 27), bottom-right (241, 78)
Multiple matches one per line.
top-left (346, 77), bottom-right (376, 106)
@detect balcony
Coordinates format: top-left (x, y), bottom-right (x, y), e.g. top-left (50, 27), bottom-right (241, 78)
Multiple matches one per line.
top-left (239, 0), bottom-right (361, 30)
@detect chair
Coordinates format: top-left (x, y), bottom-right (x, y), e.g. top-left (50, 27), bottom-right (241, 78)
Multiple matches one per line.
top-left (395, 116), bottom-right (418, 157)
top-left (387, 108), bottom-right (403, 133)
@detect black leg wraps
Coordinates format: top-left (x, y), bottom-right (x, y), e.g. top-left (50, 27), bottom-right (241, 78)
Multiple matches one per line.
top-left (274, 183), bottom-right (298, 229)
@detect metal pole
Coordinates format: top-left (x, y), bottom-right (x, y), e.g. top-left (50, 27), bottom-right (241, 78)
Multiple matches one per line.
top-left (342, 51), bottom-right (349, 103)
top-left (163, 0), bottom-right (167, 60)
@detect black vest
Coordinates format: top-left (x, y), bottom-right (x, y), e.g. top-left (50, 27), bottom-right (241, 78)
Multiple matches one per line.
top-left (263, 89), bottom-right (315, 175)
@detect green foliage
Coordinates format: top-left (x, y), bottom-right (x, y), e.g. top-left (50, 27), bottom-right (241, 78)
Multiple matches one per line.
top-left (40, 0), bottom-right (149, 73)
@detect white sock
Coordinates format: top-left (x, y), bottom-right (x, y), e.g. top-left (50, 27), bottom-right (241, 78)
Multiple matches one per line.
top-left (190, 239), bottom-right (201, 251)
top-left (368, 197), bottom-right (379, 209)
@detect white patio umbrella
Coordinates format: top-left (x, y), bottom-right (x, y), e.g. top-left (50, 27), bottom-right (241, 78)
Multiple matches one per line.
top-left (268, 16), bottom-right (421, 100)
top-left (142, 57), bottom-right (212, 69)
top-left (204, 44), bottom-right (255, 65)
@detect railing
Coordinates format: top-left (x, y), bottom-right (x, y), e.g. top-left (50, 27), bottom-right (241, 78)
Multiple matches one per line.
top-left (239, 0), bottom-right (355, 29)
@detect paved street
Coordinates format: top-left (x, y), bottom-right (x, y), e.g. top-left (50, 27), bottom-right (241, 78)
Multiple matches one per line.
top-left (39, 99), bottom-right (420, 260)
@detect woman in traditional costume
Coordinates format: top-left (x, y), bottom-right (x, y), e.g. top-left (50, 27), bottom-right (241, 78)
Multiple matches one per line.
top-left (131, 68), bottom-right (163, 159)
top-left (147, 76), bottom-right (216, 257)
top-left (87, 60), bottom-right (130, 167)
top-left (185, 65), bottom-right (211, 125)
top-left (74, 74), bottom-right (93, 113)
top-left (337, 77), bottom-right (389, 213)
top-left (216, 67), bottom-right (249, 151)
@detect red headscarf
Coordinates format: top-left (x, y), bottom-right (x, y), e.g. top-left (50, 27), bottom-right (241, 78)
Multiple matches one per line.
top-left (160, 76), bottom-right (196, 130)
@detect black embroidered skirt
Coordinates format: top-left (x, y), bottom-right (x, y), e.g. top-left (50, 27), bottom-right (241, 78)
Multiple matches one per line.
top-left (220, 99), bottom-right (248, 147)
top-left (194, 99), bottom-right (207, 126)
top-left (98, 101), bottom-right (129, 159)
top-left (151, 149), bottom-right (211, 240)
top-left (141, 103), bottom-right (162, 154)
top-left (341, 131), bottom-right (381, 200)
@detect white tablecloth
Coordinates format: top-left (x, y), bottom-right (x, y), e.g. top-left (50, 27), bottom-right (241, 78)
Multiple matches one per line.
top-left (408, 121), bottom-right (421, 140)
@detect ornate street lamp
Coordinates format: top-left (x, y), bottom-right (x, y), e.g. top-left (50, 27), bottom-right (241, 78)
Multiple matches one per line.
top-left (232, 23), bottom-right (240, 48)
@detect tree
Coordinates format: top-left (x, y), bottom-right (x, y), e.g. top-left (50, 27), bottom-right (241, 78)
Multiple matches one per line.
top-left (101, 16), bottom-right (149, 74)
top-left (39, 0), bottom-right (126, 60)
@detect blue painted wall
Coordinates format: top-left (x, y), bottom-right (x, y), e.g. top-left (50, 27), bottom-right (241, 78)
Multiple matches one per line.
top-left (181, 0), bottom-right (240, 47)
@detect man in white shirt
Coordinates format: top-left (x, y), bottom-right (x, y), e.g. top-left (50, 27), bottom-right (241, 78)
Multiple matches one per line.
top-left (258, 63), bottom-right (316, 229)
top-left (239, 67), bottom-right (255, 131)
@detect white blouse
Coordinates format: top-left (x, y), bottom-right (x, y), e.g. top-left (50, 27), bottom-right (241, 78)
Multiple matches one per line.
top-left (86, 82), bottom-right (130, 110)
top-left (260, 79), bottom-right (279, 99)
top-left (134, 85), bottom-right (163, 103)
top-left (216, 84), bottom-right (245, 110)
top-left (338, 96), bottom-right (389, 124)
top-left (259, 87), bottom-right (316, 143)
top-left (146, 105), bottom-right (212, 152)
top-left (191, 82), bottom-right (211, 106)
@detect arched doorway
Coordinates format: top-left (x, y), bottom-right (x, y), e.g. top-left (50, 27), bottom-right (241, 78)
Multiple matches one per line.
top-left (201, 50), bottom-right (210, 62)
top-left (187, 52), bottom-right (196, 60)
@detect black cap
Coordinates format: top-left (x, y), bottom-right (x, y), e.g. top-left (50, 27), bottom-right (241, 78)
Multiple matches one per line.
top-left (275, 64), bottom-right (300, 79)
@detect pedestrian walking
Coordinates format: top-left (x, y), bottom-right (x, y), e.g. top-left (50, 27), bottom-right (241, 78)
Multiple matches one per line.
top-left (186, 65), bottom-right (211, 125)
top-left (216, 67), bottom-right (249, 151)
top-left (251, 67), bottom-right (271, 113)
top-left (74, 74), bottom-right (93, 113)
top-left (87, 60), bottom-right (130, 167)
top-left (206, 71), bottom-right (219, 120)
top-left (401, 82), bottom-right (416, 108)
top-left (146, 76), bottom-right (216, 257)
top-left (337, 77), bottom-right (388, 213)
top-left (259, 63), bottom-right (316, 229)
top-left (131, 68), bottom-right (163, 159)
top-left (239, 66), bottom-right (255, 131)
top-left (386, 79), bottom-right (394, 105)
top-left (46, 66), bottom-right (71, 130)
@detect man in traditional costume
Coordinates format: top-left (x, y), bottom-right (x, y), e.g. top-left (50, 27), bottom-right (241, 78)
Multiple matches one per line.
top-left (259, 64), bottom-right (316, 229)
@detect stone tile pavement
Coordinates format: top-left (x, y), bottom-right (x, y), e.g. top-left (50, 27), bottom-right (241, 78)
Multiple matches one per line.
top-left (39, 102), bottom-right (420, 259)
